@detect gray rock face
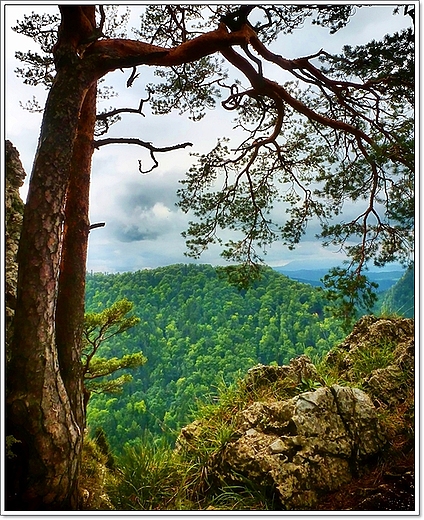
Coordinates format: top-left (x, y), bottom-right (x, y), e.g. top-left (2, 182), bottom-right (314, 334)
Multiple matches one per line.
top-left (5, 141), bottom-right (26, 349)
top-left (244, 355), bottom-right (320, 391)
top-left (326, 316), bottom-right (414, 408)
top-left (217, 384), bottom-right (386, 509)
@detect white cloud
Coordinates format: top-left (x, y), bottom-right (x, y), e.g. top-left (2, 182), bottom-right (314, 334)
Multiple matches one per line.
top-left (152, 202), bottom-right (171, 219)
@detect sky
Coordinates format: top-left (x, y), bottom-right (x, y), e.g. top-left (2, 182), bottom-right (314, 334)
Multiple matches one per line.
top-left (3, 2), bottom-right (413, 273)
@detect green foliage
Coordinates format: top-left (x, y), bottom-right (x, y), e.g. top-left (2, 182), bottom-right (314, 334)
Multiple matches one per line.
top-left (93, 427), bottom-right (116, 470)
top-left (321, 25), bottom-right (414, 104)
top-left (79, 437), bottom-right (117, 510)
top-left (318, 336), bottom-right (403, 390)
top-left (350, 340), bottom-right (395, 380)
top-left (216, 263), bottom-right (263, 290)
top-left (148, 56), bottom-right (224, 122)
top-left (107, 375), bottom-right (284, 510)
top-left (296, 377), bottom-right (322, 393)
top-left (84, 298), bottom-right (140, 342)
top-left (322, 267), bottom-right (379, 329)
top-left (87, 313), bottom-right (413, 511)
top-left (83, 299), bottom-right (146, 396)
top-left (12, 6), bottom-right (130, 90)
top-left (108, 435), bottom-right (276, 511)
top-left (108, 437), bottom-right (190, 510)
top-left (381, 264), bottom-right (414, 318)
top-left (6, 436), bottom-right (21, 459)
top-left (85, 264), bottom-right (346, 450)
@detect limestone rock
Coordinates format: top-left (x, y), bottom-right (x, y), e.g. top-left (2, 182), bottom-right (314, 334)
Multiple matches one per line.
top-left (363, 338), bottom-right (414, 407)
top-left (5, 141), bottom-right (26, 348)
top-left (245, 355), bottom-right (320, 391)
top-left (217, 384), bottom-right (386, 509)
top-left (325, 316), bottom-right (414, 407)
top-left (177, 420), bottom-right (204, 450)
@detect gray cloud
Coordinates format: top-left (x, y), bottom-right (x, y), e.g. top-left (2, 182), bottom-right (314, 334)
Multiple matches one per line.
top-left (117, 179), bottom-right (181, 212)
top-left (114, 224), bottom-right (160, 243)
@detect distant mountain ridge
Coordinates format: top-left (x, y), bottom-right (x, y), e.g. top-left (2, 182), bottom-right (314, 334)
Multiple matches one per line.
top-left (273, 266), bottom-right (405, 292)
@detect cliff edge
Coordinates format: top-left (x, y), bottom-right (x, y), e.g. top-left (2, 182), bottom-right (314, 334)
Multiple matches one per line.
top-left (177, 315), bottom-right (415, 511)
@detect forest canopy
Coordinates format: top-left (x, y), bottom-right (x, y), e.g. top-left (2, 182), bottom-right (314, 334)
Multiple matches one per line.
top-left (84, 264), bottom-right (348, 449)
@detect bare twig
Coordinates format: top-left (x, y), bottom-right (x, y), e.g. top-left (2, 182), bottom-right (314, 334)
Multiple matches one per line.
top-left (93, 137), bottom-right (193, 174)
top-left (126, 66), bottom-right (140, 87)
top-left (89, 222), bottom-right (105, 231)
top-left (96, 95), bottom-right (150, 121)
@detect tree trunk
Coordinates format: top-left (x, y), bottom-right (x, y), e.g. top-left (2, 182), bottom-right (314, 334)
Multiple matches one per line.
top-left (56, 82), bottom-right (96, 418)
top-left (6, 65), bottom-right (90, 510)
top-left (55, 82), bottom-right (97, 497)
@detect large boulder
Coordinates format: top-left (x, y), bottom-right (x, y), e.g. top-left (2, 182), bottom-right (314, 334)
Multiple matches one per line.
top-left (214, 384), bottom-right (386, 509)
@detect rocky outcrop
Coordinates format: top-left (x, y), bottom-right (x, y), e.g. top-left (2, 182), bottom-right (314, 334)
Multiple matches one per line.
top-left (180, 380), bottom-right (386, 510)
top-left (5, 140), bottom-right (26, 349)
top-left (177, 316), bottom-right (414, 510)
top-left (244, 354), bottom-right (319, 391)
top-left (325, 315), bottom-right (414, 408)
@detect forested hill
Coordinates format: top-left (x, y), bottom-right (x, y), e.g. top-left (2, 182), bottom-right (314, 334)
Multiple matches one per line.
top-left (381, 264), bottom-right (414, 318)
top-left (85, 264), bottom-right (347, 451)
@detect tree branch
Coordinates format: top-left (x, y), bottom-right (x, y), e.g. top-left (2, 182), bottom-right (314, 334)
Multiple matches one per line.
top-left (220, 44), bottom-right (375, 147)
top-left (89, 222), bottom-right (105, 231)
top-left (93, 137), bottom-right (192, 152)
top-left (84, 22), bottom-right (255, 77)
top-left (93, 137), bottom-right (193, 174)
top-left (96, 96), bottom-right (149, 121)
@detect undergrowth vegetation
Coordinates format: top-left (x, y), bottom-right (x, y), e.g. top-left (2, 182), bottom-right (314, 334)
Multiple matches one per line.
top-left (78, 315), bottom-right (414, 511)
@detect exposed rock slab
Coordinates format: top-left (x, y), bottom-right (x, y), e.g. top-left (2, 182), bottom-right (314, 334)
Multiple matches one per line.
top-left (216, 384), bottom-right (386, 509)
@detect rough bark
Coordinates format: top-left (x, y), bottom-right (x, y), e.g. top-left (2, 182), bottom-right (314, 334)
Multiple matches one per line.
top-left (84, 22), bottom-right (254, 75)
top-left (56, 82), bottom-right (96, 413)
top-left (6, 65), bottom-right (90, 509)
top-left (55, 83), bottom-right (97, 502)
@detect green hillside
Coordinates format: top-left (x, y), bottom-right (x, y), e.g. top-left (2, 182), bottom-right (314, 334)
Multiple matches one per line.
top-left (85, 264), bottom-right (347, 451)
top-left (381, 264), bottom-right (414, 318)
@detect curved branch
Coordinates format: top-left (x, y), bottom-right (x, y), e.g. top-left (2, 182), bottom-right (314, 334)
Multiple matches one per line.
top-left (252, 96), bottom-right (284, 146)
top-left (96, 95), bottom-right (149, 121)
top-left (250, 35), bottom-right (365, 92)
top-left (220, 44), bottom-right (375, 147)
top-left (89, 222), bottom-right (105, 231)
top-left (93, 137), bottom-right (192, 152)
top-left (84, 22), bottom-right (255, 77)
top-left (93, 137), bottom-right (193, 174)
top-left (126, 66), bottom-right (140, 87)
